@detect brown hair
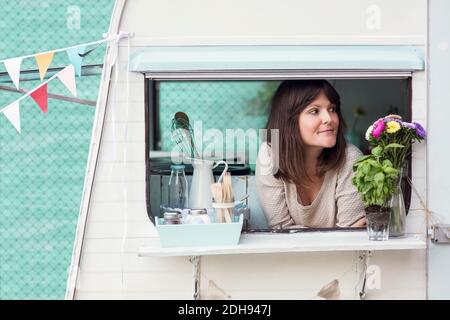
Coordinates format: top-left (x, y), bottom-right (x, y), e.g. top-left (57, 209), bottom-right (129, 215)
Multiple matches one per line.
top-left (266, 80), bottom-right (347, 187)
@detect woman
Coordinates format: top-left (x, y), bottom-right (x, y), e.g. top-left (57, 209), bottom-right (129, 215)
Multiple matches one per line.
top-left (256, 80), bottom-right (366, 229)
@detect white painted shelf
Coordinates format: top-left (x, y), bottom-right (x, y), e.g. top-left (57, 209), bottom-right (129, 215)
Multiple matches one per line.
top-left (138, 231), bottom-right (427, 257)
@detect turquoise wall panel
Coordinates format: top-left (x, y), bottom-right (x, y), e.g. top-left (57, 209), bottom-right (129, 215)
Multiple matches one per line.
top-left (0, 0), bottom-right (115, 299)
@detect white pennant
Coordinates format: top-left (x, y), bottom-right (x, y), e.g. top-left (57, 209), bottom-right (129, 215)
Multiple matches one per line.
top-left (2, 101), bottom-right (21, 133)
top-left (56, 64), bottom-right (77, 96)
top-left (4, 57), bottom-right (23, 89)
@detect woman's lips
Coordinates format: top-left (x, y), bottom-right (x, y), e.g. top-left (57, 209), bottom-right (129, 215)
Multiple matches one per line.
top-left (318, 129), bottom-right (335, 134)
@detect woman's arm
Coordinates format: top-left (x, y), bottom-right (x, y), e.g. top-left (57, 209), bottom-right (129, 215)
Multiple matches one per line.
top-left (335, 145), bottom-right (366, 227)
top-left (350, 217), bottom-right (366, 227)
top-left (255, 143), bottom-right (295, 229)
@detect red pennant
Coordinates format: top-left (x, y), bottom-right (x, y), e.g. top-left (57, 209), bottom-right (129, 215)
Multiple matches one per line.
top-left (30, 84), bottom-right (48, 113)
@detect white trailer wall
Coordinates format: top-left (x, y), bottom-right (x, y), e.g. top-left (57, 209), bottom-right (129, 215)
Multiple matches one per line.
top-left (73, 0), bottom-right (428, 299)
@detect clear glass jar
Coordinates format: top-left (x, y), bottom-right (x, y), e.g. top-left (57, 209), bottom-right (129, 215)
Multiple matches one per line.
top-left (163, 211), bottom-right (181, 224)
top-left (168, 164), bottom-right (188, 210)
top-left (365, 206), bottom-right (391, 241)
top-left (189, 208), bottom-right (211, 224)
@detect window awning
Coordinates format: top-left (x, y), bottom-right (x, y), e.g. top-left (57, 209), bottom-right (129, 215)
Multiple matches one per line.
top-left (130, 45), bottom-right (424, 78)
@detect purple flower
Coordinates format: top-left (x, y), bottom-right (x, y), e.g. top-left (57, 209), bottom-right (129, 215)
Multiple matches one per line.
top-left (401, 121), bottom-right (416, 129)
top-left (413, 122), bottom-right (427, 138)
top-left (385, 118), bottom-right (401, 123)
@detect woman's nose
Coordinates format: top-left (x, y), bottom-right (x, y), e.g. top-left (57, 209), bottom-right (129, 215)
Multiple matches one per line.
top-left (321, 112), bottom-right (332, 124)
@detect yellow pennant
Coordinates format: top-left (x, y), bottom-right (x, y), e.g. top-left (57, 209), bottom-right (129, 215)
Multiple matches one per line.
top-left (35, 52), bottom-right (54, 81)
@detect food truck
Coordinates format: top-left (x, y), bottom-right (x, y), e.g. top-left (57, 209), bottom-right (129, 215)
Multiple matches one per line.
top-left (65, 0), bottom-right (450, 299)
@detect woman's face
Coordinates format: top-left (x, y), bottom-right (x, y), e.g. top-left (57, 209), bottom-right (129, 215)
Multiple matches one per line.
top-left (298, 92), bottom-right (339, 149)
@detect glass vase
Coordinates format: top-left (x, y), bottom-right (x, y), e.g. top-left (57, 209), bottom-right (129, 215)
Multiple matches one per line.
top-left (365, 206), bottom-right (391, 241)
top-left (389, 168), bottom-right (407, 237)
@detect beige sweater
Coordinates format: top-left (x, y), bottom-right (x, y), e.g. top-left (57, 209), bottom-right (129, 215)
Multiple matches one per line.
top-left (255, 143), bottom-right (365, 228)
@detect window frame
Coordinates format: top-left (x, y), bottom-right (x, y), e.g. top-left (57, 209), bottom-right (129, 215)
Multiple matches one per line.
top-left (144, 71), bottom-right (413, 230)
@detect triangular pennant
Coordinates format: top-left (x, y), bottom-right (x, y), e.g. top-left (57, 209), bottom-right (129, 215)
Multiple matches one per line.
top-left (57, 64), bottom-right (77, 96)
top-left (30, 84), bottom-right (48, 113)
top-left (66, 45), bottom-right (86, 77)
top-left (1, 101), bottom-right (21, 133)
top-left (4, 57), bottom-right (23, 89)
top-left (35, 52), bottom-right (54, 81)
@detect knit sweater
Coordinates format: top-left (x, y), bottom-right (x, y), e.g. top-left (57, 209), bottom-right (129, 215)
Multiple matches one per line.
top-left (255, 142), bottom-right (365, 228)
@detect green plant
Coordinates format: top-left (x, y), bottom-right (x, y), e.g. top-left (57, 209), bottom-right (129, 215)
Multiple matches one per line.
top-left (352, 147), bottom-right (400, 209)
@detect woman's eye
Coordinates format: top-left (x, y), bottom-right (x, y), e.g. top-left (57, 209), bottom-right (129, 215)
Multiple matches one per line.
top-left (309, 109), bottom-right (318, 114)
top-left (329, 107), bottom-right (336, 112)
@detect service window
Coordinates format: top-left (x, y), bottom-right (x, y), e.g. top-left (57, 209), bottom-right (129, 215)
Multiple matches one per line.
top-left (146, 77), bottom-right (412, 230)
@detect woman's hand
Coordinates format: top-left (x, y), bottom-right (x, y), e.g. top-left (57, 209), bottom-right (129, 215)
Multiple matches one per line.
top-left (350, 217), bottom-right (366, 227)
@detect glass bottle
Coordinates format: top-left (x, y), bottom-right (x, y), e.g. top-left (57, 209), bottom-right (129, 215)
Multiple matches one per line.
top-left (168, 164), bottom-right (189, 210)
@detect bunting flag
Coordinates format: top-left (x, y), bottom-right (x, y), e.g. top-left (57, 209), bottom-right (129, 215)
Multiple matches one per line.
top-left (66, 45), bottom-right (86, 77)
top-left (1, 101), bottom-right (21, 133)
top-left (56, 64), bottom-right (77, 96)
top-left (30, 84), bottom-right (48, 113)
top-left (0, 33), bottom-right (128, 133)
top-left (35, 52), bottom-right (54, 81)
top-left (4, 57), bottom-right (23, 89)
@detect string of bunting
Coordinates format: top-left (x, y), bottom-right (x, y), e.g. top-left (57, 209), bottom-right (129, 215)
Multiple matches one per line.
top-left (0, 34), bottom-right (122, 133)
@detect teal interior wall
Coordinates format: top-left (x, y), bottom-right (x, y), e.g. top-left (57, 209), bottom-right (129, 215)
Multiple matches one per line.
top-left (155, 79), bottom-right (409, 160)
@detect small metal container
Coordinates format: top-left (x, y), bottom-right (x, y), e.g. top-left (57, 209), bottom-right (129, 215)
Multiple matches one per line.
top-left (163, 211), bottom-right (181, 225)
top-left (190, 208), bottom-right (207, 216)
top-left (189, 208), bottom-right (211, 224)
